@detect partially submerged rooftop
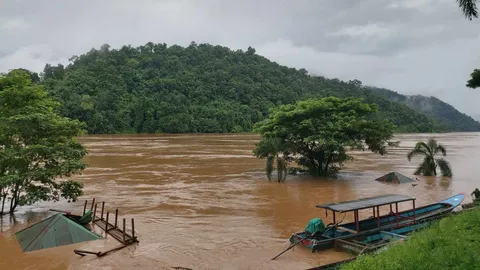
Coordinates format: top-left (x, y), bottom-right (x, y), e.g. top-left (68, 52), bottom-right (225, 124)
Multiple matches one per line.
top-left (316, 194), bottom-right (416, 213)
top-left (375, 172), bottom-right (415, 184)
top-left (15, 213), bottom-right (102, 252)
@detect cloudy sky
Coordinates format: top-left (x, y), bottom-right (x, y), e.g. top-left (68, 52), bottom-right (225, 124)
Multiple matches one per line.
top-left (1, 0), bottom-right (479, 117)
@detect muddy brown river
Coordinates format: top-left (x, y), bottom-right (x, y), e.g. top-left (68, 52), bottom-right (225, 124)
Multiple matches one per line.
top-left (1, 133), bottom-right (479, 270)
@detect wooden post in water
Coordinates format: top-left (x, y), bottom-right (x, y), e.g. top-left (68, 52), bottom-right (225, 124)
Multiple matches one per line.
top-left (115, 209), bottom-right (118, 228)
top-left (90, 198), bottom-right (96, 211)
top-left (94, 203), bottom-right (98, 221)
top-left (101, 201), bottom-right (105, 220)
top-left (106, 212), bottom-right (110, 232)
top-left (131, 218), bottom-right (135, 239)
top-left (83, 200), bottom-right (87, 215)
top-left (123, 218), bottom-right (126, 244)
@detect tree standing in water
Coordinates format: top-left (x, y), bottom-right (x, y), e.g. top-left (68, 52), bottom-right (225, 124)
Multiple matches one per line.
top-left (0, 69), bottom-right (87, 214)
top-left (407, 138), bottom-right (453, 177)
top-left (253, 137), bottom-right (289, 182)
top-left (253, 97), bottom-right (397, 178)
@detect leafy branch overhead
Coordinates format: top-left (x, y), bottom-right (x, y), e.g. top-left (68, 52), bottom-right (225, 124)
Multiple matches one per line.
top-left (456, 1), bottom-right (480, 89)
top-left (253, 97), bottom-right (397, 178)
top-left (0, 69), bottom-right (88, 214)
top-left (457, 0), bottom-right (479, 20)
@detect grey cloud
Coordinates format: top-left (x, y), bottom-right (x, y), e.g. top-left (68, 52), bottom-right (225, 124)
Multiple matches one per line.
top-left (0, 0), bottom-right (479, 115)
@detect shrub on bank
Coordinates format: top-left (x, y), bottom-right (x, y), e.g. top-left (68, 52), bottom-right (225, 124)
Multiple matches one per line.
top-left (341, 208), bottom-right (480, 270)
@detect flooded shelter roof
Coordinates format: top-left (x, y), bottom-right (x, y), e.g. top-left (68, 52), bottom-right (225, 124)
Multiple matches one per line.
top-left (316, 194), bottom-right (416, 213)
top-left (15, 213), bottom-right (102, 252)
top-left (375, 172), bottom-right (415, 184)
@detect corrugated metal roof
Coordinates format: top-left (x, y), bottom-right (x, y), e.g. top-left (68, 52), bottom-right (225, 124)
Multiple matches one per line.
top-left (375, 172), bottom-right (415, 184)
top-left (316, 194), bottom-right (415, 213)
top-left (15, 213), bottom-right (102, 252)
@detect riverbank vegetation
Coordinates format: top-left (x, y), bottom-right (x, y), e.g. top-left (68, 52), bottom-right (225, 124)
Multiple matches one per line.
top-left (0, 70), bottom-right (87, 214)
top-left (23, 42), bottom-right (479, 134)
top-left (407, 138), bottom-right (453, 177)
top-left (253, 97), bottom-right (397, 178)
top-left (457, 0), bottom-right (480, 90)
top-left (341, 208), bottom-right (480, 269)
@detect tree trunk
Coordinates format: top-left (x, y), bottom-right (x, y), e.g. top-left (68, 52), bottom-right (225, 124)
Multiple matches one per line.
top-left (317, 164), bottom-right (323, 177)
top-left (266, 156), bottom-right (274, 181)
top-left (323, 155), bottom-right (333, 177)
top-left (9, 196), bottom-right (15, 214)
top-left (9, 184), bottom-right (19, 214)
top-left (0, 194), bottom-right (5, 215)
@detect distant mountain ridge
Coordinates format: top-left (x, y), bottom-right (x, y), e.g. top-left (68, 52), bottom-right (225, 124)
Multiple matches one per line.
top-left (368, 87), bottom-right (480, 131)
top-left (34, 42), bottom-right (480, 134)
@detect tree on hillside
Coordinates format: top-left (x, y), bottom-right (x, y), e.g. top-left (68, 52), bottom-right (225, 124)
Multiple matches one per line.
top-left (36, 42), bottom-right (478, 134)
top-left (457, 0), bottom-right (479, 20)
top-left (407, 138), bottom-right (452, 177)
top-left (466, 69), bottom-right (480, 88)
top-left (253, 97), bottom-right (397, 178)
top-left (0, 69), bottom-right (87, 214)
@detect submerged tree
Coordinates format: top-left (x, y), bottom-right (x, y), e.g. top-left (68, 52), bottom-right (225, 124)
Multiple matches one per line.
top-left (253, 137), bottom-right (289, 182)
top-left (407, 138), bottom-right (452, 177)
top-left (0, 69), bottom-right (87, 214)
top-left (253, 97), bottom-right (397, 178)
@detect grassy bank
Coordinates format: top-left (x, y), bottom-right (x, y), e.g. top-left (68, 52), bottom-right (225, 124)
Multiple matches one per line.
top-left (341, 208), bottom-right (480, 270)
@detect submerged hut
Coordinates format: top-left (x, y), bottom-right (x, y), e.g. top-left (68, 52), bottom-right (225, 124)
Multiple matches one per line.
top-left (15, 213), bottom-right (101, 252)
top-left (375, 172), bottom-right (415, 184)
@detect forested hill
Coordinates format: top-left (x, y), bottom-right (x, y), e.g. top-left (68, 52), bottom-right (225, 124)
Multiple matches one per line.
top-left (38, 42), bottom-right (480, 134)
top-left (368, 87), bottom-right (480, 132)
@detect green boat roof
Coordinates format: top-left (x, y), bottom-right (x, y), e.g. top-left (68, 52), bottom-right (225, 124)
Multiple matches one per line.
top-left (15, 213), bottom-right (102, 252)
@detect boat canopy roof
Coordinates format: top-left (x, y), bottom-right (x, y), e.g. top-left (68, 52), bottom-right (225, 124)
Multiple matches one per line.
top-left (316, 194), bottom-right (415, 213)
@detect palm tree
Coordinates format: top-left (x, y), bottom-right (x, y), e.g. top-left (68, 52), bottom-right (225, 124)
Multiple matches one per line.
top-left (457, 0), bottom-right (479, 20)
top-left (253, 137), bottom-right (289, 182)
top-left (407, 138), bottom-right (453, 177)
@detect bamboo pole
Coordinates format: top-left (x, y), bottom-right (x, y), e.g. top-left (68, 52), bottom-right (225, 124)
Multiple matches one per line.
top-left (90, 198), bottom-right (96, 211)
top-left (123, 218), bottom-right (126, 244)
top-left (74, 249), bottom-right (101, 256)
top-left (106, 212), bottom-right (110, 231)
top-left (98, 244), bottom-right (129, 257)
top-left (131, 218), bottom-right (135, 239)
top-left (101, 201), bottom-right (105, 220)
top-left (83, 200), bottom-right (87, 215)
top-left (115, 209), bottom-right (118, 228)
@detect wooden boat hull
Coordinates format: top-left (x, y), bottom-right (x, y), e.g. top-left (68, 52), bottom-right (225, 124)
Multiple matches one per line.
top-left (307, 217), bottom-right (440, 270)
top-left (290, 193), bottom-right (464, 252)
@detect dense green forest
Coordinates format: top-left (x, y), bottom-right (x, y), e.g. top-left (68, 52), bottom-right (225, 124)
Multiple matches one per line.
top-left (28, 42), bottom-right (479, 134)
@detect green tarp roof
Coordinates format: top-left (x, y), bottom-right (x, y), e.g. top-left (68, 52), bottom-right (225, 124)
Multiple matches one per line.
top-left (375, 172), bottom-right (415, 184)
top-left (15, 213), bottom-right (101, 252)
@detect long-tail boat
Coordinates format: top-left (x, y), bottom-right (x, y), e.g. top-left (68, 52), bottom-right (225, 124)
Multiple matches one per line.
top-left (289, 193), bottom-right (464, 252)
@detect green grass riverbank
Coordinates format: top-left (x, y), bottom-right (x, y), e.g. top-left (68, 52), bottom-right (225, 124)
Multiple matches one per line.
top-left (341, 208), bottom-right (480, 270)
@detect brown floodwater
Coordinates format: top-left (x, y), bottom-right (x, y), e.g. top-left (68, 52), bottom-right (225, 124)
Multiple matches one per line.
top-left (1, 132), bottom-right (479, 270)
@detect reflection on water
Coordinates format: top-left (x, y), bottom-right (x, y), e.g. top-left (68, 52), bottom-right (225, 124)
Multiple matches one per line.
top-left (0, 133), bottom-right (479, 269)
